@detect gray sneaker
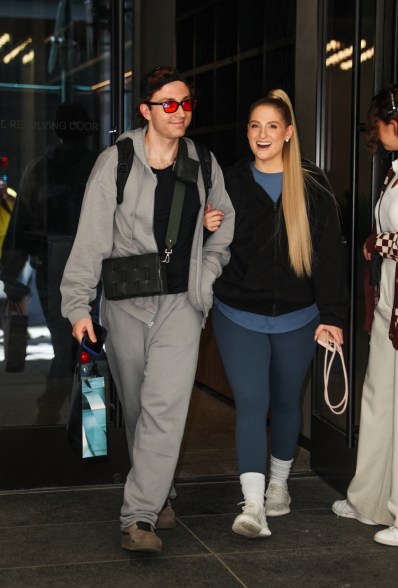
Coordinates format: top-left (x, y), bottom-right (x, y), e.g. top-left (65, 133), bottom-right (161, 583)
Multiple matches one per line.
top-left (232, 501), bottom-right (271, 538)
top-left (265, 482), bottom-right (291, 517)
top-left (121, 521), bottom-right (162, 553)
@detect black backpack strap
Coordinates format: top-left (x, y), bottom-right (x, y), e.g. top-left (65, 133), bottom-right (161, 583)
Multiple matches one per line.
top-left (194, 141), bottom-right (212, 200)
top-left (116, 137), bottom-right (134, 204)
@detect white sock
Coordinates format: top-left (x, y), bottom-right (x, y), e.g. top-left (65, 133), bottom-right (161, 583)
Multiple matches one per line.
top-left (269, 455), bottom-right (293, 487)
top-left (240, 472), bottom-right (265, 507)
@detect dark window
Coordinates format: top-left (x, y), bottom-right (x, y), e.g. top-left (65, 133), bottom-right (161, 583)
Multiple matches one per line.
top-left (240, 0), bottom-right (265, 52)
top-left (265, 46), bottom-right (294, 96)
top-left (215, 64), bottom-right (237, 125)
top-left (194, 70), bottom-right (214, 128)
top-left (176, 16), bottom-right (194, 72)
top-left (265, 0), bottom-right (295, 43)
top-left (176, 0), bottom-right (295, 166)
top-left (239, 55), bottom-right (264, 123)
top-left (216, 0), bottom-right (238, 60)
top-left (195, 8), bottom-right (215, 67)
top-left (213, 129), bottom-right (237, 169)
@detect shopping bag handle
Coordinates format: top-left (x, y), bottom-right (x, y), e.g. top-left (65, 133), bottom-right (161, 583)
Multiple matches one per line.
top-left (317, 331), bottom-right (348, 415)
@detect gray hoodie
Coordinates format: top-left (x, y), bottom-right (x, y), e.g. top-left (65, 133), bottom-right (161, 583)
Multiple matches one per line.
top-left (61, 127), bottom-right (234, 328)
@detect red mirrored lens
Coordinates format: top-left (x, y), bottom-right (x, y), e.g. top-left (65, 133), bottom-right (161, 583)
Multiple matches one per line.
top-left (181, 99), bottom-right (195, 111)
top-left (163, 101), bottom-right (179, 113)
top-left (162, 99), bottom-right (195, 113)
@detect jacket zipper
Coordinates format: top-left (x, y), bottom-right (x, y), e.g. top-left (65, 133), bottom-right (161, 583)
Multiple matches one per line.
top-left (272, 202), bottom-right (278, 316)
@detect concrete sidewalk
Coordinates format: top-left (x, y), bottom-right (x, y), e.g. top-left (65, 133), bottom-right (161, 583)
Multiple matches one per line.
top-left (0, 475), bottom-right (397, 587)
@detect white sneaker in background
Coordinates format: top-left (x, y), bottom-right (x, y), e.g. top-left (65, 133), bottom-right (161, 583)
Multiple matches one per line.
top-left (265, 481), bottom-right (291, 516)
top-left (332, 499), bottom-right (377, 525)
top-left (374, 526), bottom-right (398, 546)
top-left (232, 501), bottom-right (271, 538)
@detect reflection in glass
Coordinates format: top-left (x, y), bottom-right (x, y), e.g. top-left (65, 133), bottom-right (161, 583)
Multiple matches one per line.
top-left (317, 0), bottom-right (377, 430)
top-left (0, 1), bottom-right (113, 427)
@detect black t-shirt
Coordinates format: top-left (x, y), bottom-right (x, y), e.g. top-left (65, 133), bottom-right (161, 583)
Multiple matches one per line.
top-left (153, 165), bottom-right (200, 293)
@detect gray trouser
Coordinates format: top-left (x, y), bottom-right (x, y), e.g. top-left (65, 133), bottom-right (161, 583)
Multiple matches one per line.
top-left (104, 293), bottom-right (202, 529)
top-left (347, 258), bottom-right (398, 526)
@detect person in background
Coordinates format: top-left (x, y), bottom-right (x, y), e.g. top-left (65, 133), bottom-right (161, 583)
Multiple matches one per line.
top-left (332, 84), bottom-right (398, 547)
top-left (207, 89), bottom-right (347, 539)
top-left (1, 102), bottom-right (98, 421)
top-left (0, 156), bottom-right (17, 258)
top-left (61, 66), bottom-right (234, 554)
top-left (0, 156), bottom-right (18, 330)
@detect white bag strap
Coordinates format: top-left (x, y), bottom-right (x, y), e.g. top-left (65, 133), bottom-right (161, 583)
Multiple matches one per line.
top-left (317, 331), bottom-right (348, 415)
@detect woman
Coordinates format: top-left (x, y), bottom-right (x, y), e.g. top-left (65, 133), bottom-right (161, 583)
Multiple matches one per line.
top-left (208, 89), bottom-right (347, 538)
top-left (332, 85), bottom-right (398, 547)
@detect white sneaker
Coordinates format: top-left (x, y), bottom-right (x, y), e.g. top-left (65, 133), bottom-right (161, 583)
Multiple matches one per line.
top-left (374, 526), bottom-right (398, 546)
top-left (332, 499), bottom-right (378, 525)
top-left (265, 481), bottom-right (291, 517)
top-left (232, 501), bottom-right (271, 538)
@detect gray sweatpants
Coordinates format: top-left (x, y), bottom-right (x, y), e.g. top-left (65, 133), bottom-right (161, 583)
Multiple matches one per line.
top-left (104, 293), bottom-right (202, 529)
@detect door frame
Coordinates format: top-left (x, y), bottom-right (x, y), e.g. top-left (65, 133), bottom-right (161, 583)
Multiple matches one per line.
top-left (311, 0), bottom-right (398, 492)
top-left (0, 0), bottom-right (132, 490)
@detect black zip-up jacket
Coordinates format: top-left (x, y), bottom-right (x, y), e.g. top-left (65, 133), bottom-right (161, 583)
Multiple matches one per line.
top-left (213, 159), bottom-right (348, 328)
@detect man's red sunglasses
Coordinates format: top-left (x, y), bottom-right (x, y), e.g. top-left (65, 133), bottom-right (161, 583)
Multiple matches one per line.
top-left (146, 99), bottom-right (196, 113)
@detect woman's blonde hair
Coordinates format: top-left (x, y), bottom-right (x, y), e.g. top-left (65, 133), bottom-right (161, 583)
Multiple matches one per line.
top-left (249, 89), bottom-right (312, 277)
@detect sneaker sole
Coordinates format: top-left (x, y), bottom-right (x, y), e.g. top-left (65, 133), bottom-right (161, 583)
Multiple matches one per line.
top-left (265, 505), bottom-right (291, 517)
top-left (121, 534), bottom-right (163, 553)
top-left (232, 518), bottom-right (271, 538)
top-left (332, 504), bottom-right (378, 526)
top-left (373, 535), bottom-right (398, 546)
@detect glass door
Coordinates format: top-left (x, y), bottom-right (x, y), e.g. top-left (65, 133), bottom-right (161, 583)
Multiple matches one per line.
top-left (0, 0), bottom-right (133, 489)
top-left (311, 0), bottom-right (398, 491)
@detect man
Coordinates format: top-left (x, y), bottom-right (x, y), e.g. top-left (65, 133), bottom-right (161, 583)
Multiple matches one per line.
top-left (61, 66), bottom-right (234, 553)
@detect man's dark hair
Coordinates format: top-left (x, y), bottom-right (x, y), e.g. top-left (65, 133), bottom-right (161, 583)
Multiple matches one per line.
top-left (139, 65), bottom-right (191, 104)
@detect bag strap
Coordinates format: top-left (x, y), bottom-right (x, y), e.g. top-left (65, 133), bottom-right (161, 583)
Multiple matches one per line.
top-left (115, 137), bottom-right (212, 205)
top-left (193, 140), bottom-right (212, 200)
top-left (116, 138), bottom-right (135, 205)
top-left (317, 332), bottom-right (348, 415)
top-left (163, 141), bottom-right (189, 263)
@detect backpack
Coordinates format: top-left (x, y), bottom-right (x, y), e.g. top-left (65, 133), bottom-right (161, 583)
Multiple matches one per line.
top-left (115, 137), bottom-right (212, 205)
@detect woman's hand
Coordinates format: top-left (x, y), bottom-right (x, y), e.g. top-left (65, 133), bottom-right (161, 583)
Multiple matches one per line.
top-left (363, 242), bottom-right (372, 261)
top-left (203, 203), bottom-right (224, 232)
top-left (363, 234), bottom-right (377, 261)
top-left (314, 324), bottom-right (344, 346)
top-left (72, 317), bottom-right (96, 344)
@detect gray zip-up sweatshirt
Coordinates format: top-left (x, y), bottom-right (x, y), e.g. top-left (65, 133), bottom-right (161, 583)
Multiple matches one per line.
top-left (60, 127), bottom-right (234, 327)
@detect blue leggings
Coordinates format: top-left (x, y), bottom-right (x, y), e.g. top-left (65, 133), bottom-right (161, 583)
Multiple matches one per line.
top-left (212, 307), bottom-right (318, 474)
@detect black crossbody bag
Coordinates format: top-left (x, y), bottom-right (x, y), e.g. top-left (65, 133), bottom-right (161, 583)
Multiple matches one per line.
top-left (102, 140), bottom-right (199, 300)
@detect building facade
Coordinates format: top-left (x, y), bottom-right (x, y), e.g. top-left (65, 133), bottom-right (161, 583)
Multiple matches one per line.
top-left (0, 0), bottom-right (397, 489)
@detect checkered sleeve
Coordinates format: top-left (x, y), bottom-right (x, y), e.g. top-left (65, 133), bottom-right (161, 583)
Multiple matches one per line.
top-left (375, 232), bottom-right (398, 260)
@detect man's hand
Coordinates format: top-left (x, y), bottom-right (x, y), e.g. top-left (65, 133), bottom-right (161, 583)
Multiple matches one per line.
top-left (72, 317), bottom-right (96, 344)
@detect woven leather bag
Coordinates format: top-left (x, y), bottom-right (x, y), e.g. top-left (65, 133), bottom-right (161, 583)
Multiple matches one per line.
top-left (102, 253), bottom-right (168, 300)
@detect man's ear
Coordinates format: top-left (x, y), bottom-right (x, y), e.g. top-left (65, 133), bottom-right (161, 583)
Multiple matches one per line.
top-left (139, 103), bottom-right (151, 121)
top-left (391, 119), bottom-right (398, 136)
